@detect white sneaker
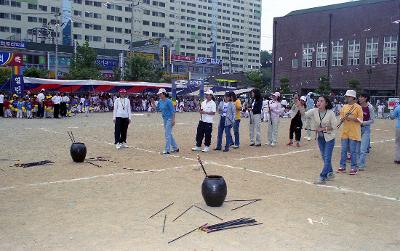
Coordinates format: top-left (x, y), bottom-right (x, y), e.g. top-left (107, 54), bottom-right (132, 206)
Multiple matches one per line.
top-left (232, 145), bottom-right (239, 149)
top-left (192, 146), bottom-right (202, 151)
top-left (307, 137), bottom-right (311, 141)
top-left (202, 146), bottom-right (210, 152)
top-left (271, 142), bottom-right (277, 147)
top-left (121, 143), bottom-right (128, 148)
top-left (115, 143), bottom-right (121, 150)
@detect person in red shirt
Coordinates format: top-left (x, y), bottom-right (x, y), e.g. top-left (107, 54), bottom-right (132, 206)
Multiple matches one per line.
top-left (44, 97), bottom-right (54, 118)
top-left (3, 98), bottom-right (11, 118)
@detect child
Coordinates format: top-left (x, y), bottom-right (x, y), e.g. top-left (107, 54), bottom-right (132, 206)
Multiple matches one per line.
top-left (16, 98), bottom-right (24, 118)
top-left (84, 96), bottom-right (91, 117)
top-left (25, 99), bottom-right (33, 119)
top-left (11, 96), bottom-right (18, 117)
top-left (44, 96), bottom-right (53, 118)
top-left (3, 98), bottom-right (12, 118)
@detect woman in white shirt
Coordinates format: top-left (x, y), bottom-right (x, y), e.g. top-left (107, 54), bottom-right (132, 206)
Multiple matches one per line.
top-left (299, 96), bottom-right (337, 184)
top-left (113, 89), bottom-right (132, 149)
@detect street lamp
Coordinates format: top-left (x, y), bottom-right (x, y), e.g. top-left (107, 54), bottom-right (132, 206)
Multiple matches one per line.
top-left (223, 40), bottom-right (235, 74)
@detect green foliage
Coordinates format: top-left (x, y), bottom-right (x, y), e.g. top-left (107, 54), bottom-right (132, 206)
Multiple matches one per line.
top-left (260, 50), bottom-right (272, 67)
top-left (0, 67), bottom-right (12, 85)
top-left (348, 79), bottom-right (361, 93)
top-left (124, 55), bottom-right (162, 82)
top-left (316, 76), bottom-right (331, 95)
top-left (67, 40), bottom-right (101, 80)
top-left (23, 67), bottom-right (49, 78)
top-left (279, 77), bottom-right (291, 94)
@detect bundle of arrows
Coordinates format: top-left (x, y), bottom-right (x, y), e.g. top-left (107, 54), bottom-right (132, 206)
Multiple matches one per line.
top-left (200, 218), bottom-right (262, 233)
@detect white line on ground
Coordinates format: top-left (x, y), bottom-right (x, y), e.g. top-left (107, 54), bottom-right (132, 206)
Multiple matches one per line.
top-left (238, 149), bottom-right (314, 161)
top-left (67, 126), bottom-right (79, 129)
top-left (207, 161), bottom-right (400, 203)
top-left (0, 164), bottom-right (199, 191)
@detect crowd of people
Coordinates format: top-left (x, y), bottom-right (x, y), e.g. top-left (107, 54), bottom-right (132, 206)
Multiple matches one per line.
top-left (0, 90), bottom-right (200, 119)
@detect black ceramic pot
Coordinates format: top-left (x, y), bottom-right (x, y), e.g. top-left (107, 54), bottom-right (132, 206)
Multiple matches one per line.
top-left (70, 142), bottom-right (87, 163)
top-left (201, 175), bottom-right (227, 207)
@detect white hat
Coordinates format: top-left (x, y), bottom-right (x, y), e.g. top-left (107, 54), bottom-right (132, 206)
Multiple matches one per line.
top-left (157, 88), bottom-right (167, 95)
top-left (205, 90), bottom-right (214, 95)
top-left (300, 96), bottom-right (307, 102)
top-left (41, 89), bottom-right (45, 92)
top-left (345, 90), bottom-right (357, 98)
top-left (272, 92), bottom-right (280, 97)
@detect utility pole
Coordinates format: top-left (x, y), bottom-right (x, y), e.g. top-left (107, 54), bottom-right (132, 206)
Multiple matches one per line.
top-left (130, 0), bottom-right (140, 51)
top-left (396, 3), bottom-right (400, 96)
top-left (223, 40), bottom-right (235, 74)
top-left (55, 11), bottom-right (61, 80)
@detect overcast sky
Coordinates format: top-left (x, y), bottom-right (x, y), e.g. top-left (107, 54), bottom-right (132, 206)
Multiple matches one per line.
top-left (261, 0), bottom-right (351, 51)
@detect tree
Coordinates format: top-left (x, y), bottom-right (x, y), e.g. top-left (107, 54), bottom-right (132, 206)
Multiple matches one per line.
top-left (124, 55), bottom-right (162, 82)
top-left (24, 67), bottom-right (49, 78)
top-left (316, 76), bottom-right (331, 95)
top-left (67, 40), bottom-right (101, 80)
top-left (260, 50), bottom-right (272, 67)
top-left (246, 70), bottom-right (263, 90)
top-left (279, 77), bottom-right (291, 94)
top-left (0, 67), bottom-right (12, 86)
top-left (348, 79), bottom-right (361, 93)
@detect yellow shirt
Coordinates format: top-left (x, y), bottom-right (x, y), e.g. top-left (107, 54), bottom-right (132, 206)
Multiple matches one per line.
top-left (340, 103), bottom-right (363, 141)
top-left (234, 99), bottom-right (242, 120)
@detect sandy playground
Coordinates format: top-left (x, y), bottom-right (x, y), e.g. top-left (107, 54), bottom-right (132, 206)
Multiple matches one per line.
top-left (0, 112), bottom-right (399, 250)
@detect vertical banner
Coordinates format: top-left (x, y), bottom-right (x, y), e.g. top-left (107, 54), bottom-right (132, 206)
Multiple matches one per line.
top-left (171, 79), bottom-right (177, 107)
top-left (62, 0), bottom-right (72, 45)
top-left (11, 74), bottom-right (24, 96)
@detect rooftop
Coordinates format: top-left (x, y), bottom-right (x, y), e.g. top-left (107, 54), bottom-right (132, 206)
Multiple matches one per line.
top-left (286, 0), bottom-right (395, 16)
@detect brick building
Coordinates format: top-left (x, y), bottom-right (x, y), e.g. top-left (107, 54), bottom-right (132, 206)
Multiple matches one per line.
top-left (272, 0), bottom-right (400, 96)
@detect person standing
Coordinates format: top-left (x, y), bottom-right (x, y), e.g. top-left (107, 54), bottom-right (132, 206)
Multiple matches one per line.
top-left (52, 92), bottom-right (61, 118)
top-left (231, 92), bottom-right (242, 148)
top-left (300, 96), bottom-right (337, 184)
top-left (249, 89), bottom-right (262, 146)
top-left (377, 103), bottom-right (385, 119)
top-left (266, 92), bottom-right (283, 146)
top-left (113, 89), bottom-right (132, 150)
top-left (0, 92), bottom-right (4, 117)
top-left (60, 93), bottom-right (69, 117)
top-left (304, 92), bottom-right (315, 141)
top-left (391, 104), bottom-right (400, 164)
top-left (288, 95), bottom-right (306, 147)
top-left (357, 93), bottom-right (375, 171)
top-left (37, 89), bottom-right (45, 118)
top-left (192, 90), bottom-right (216, 153)
top-left (153, 88), bottom-right (179, 154)
top-left (215, 92), bottom-right (235, 152)
top-left (337, 90), bottom-right (363, 175)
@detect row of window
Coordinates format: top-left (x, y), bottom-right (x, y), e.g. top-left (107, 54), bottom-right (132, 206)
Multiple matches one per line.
top-left (300, 36), bottom-right (398, 68)
top-left (0, 26), bottom-right (21, 33)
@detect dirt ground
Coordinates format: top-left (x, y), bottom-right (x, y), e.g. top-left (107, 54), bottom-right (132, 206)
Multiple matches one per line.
top-left (0, 112), bottom-right (399, 251)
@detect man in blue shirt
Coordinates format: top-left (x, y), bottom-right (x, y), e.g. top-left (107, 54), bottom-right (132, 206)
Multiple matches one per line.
top-left (391, 104), bottom-right (400, 164)
top-left (154, 88), bottom-right (179, 154)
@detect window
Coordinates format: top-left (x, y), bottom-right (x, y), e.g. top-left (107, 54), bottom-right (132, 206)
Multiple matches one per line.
top-left (106, 37), bottom-right (114, 43)
top-left (93, 1), bottom-right (102, 7)
top-left (125, 29), bottom-right (131, 34)
top-left (331, 41), bottom-right (343, 66)
top-left (316, 42), bottom-right (327, 67)
top-left (93, 24), bottom-right (101, 30)
top-left (107, 15), bottom-right (114, 21)
top-left (73, 22), bottom-right (82, 28)
top-left (28, 3), bottom-right (37, 9)
top-left (143, 9), bottom-right (150, 15)
top-left (302, 43), bottom-right (313, 68)
top-left (143, 0), bottom-right (150, 4)
top-left (0, 26), bottom-right (10, 32)
top-left (143, 20), bottom-right (149, 25)
top-left (93, 13), bottom-right (101, 19)
top-left (10, 1), bottom-right (21, 7)
top-left (143, 31), bottom-right (149, 36)
top-left (28, 16), bottom-right (37, 22)
top-left (0, 0), bottom-right (10, 5)
top-left (106, 26), bottom-right (114, 32)
top-left (0, 13), bottom-right (9, 19)
top-left (365, 37), bottom-right (379, 65)
top-left (93, 36), bottom-right (101, 42)
top-left (383, 36), bottom-right (397, 64)
top-left (74, 10), bottom-right (82, 16)
top-left (11, 14), bottom-right (21, 20)
top-left (115, 27), bottom-right (122, 33)
top-left (11, 27), bottom-right (21, 33)
top-left (73, 0), bottom-right (82, 3)
top-left (51, 7), bottom-right (60, 13)
top-left (115, 5), bottom-right (122, 11)
top-left (115, 38), bottom-right (122, 44)
top-left (73, 34), bottom-right (82, 39)
top-left (348, 40), bottom-right (360, 66)
top-left (85, 0), bottom-right (92, 5)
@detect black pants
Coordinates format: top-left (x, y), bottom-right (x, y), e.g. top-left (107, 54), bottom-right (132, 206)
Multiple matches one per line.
top-left (54, 104), bottom-right (60, 118)
top-left (38, 103), bottom-right (44, 118)
top-left (289, 120), bottom-right (302, 142)
top-left (114, 117), bottom-right (130, 144)
top-left (0, 103), bottom-right (3, 117)
top-left (60, 102), bottom-right (67, 117)
top-left (195, 121), bottom-right (213, 147)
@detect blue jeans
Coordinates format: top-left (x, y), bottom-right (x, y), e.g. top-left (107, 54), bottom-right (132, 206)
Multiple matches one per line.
top-left (340, 138), bottom-right (360, 169)
top-left (163, 118), bottom-right (178, 152)
top-left (233, 119), bottom-right (240, 146)
top-left (358, 125), bottom-right (371, 168)
top-left (216, 116), bottom-right (232, 150)
top-left (317, 137), bottom-right (335, 180)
